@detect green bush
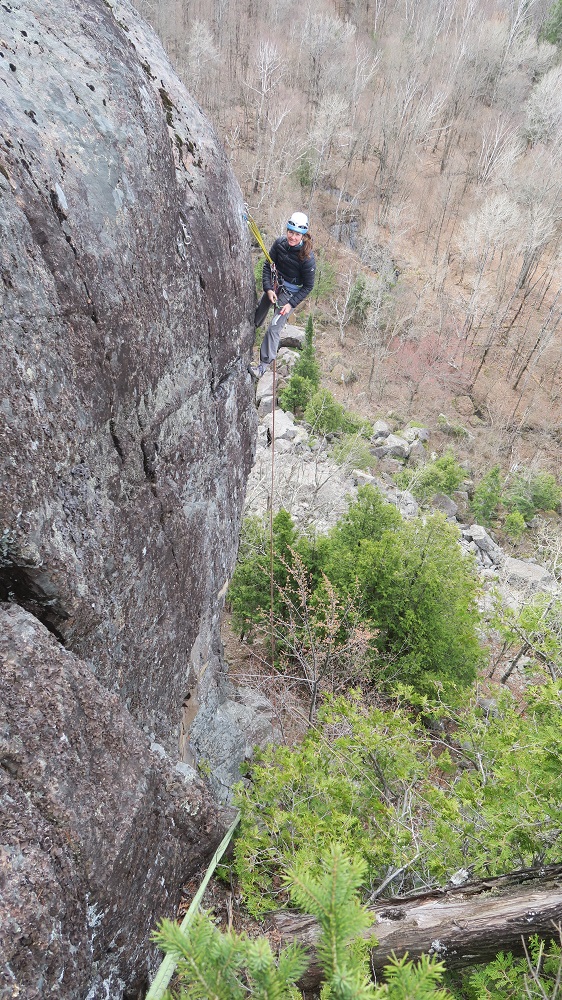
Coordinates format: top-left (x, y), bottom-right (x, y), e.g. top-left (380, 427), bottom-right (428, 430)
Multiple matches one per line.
top-left (471, 466), bottom-right (502, 526)
top-left (230, 486), bottom-right (484, 697)
top-left (530, 471), bottom-right (561, 513)
top-left (472, 467), bottom-right (561, 527)
top-left (254, 256), bottom-right (265, 298)
top-left (457, 936), bottom-right (562, 999)
top-left (331, 434), bottom-right (373, 470)
top-left (233, 683), bottom-right (562, 915)
top-left (503, 470), bottom-right (561, 522)
top-left (228, 510), bottom-right (298, 637)
top-left (324, 494), bottom-right (483, 694)
top-left (154, 844), bottom-right (452, 999)
top-left (304, 389), bottom-right (371, 436)
top-left (541, 0), bottom-right (562, 44)
top-left (304, 388), bottom-right (350, 434)
top-left (278, 374), bottom-right (317, 413)
top-left (503, 510), bottom-right (526, 540)
top-left (394, 452), bottom-right (465, 502)
top-left (437, 414), bottom-right (470, 439)
top-left (295, 152), bottom-right (313, 189)
top-left (312, 248), bottom-right (337, 302)
top-left (279, 315), bottom-right (320, 413)
top-left (348, 273), bottom-right (372, 326)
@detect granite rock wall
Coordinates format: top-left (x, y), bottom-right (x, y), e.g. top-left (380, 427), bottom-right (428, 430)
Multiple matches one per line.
top-left (0, 0), bottom-right (256, 995)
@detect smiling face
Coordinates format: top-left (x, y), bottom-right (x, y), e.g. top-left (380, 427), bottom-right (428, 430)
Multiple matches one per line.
top-left (286, 229), bottom-right (303, 247)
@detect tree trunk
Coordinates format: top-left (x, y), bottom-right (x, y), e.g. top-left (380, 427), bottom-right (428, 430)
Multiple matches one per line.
top-left (266, 864), bottom-right (562, 989)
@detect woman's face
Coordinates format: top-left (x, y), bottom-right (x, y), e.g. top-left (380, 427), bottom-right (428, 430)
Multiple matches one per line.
top-left (286, 228), bottom-right (303, 247)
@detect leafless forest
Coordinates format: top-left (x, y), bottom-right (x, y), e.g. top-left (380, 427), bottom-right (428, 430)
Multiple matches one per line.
top-left (139, 0), bottom-right (562, 469)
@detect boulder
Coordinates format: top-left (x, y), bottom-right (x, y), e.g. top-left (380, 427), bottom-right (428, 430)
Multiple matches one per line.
top-left (189, 682), bottom-right (280, 800)
top-left (371, 420), bottom-right (390, 439)
top-left (257, 370), bottom-right (275, 402)
top-left (279, 324), bottom-right (306, 349)
top-left (257, 395), bottom-right (274, 418)
top-left (403, 426), bottom-right (430, 443)
top-left (372, 434), bottom-right (410, 460)
top-left (263, 409), bottom-right (300, 442)
top-left (462, 525), bottom-right (504, 567)
top-left (431, 493), bottom-right (459, 520)
top-left (408, 440), bottom-right (427, 466)
top-left (501, 557), bottom-right (557, 594)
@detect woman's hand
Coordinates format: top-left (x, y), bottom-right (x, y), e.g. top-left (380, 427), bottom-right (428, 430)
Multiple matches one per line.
top-left (279, 303), bottom-right (292, 316)
top-left (267, 289), bottom-right (277, 304)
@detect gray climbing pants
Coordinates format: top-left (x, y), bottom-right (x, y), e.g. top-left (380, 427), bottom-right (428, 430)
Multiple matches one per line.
top-left (255, 289), bottom-right (292, 367)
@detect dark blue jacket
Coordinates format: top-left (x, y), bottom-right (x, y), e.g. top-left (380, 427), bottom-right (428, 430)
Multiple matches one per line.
top-left (263, 237), bottom-right (316, 308)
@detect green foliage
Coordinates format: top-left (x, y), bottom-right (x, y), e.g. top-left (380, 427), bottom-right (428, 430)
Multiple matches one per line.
top-left (502, 510), bottom-right (526, 540)
top-left (233, 683), bottom-right (562, 917)
top-left (304, 389), bottom-right (371, 436)
top-left (380, 955), bottom-right (450, 999)
top-left (313, 249), bottom-right (337, 303)
top-left (279, 374), bottom-right (318, 413)
top-left (154, 846), bottom-right (452, 1000)
top-left (437, 415), bottom-right (470, 439)
top-left (326, 504), bottom-right (483, 694)
top-left (471, 466), bottom-right (561, 528)
top-left (228, 510), bottom-right (298, 636)
top-left (471, 466), bottom-right (502, 526)
top-left (279, 316), bottom-right (320, 411)
top-left (491, 592), bottom-right (562, 681)
top-left (286, 847), bottom-right (376, 1000)
top-left (530, 471), bottom-right (562, 512)
top-left (541, 0), bottom-right (562, 44)
top-left (279, 315), bottom-right (321, 412)
top-left (394, 452), bottom-right (465, 502)
top-left (295, 153), bottom-right (313, 189)
top-left (348, 273), bottom-right (372, 327)
top-left (254, 256), bottom-right (265, 296)
top-left (153, 911), bottom-right (307, 1000)
top-left (305, 389), bottom-right (349, 434)
top-left (504, 471), bottom-right (561, 521)
top-left (230, 487), bottom-right (483, 697)
top-left (331, 434), bottom-right (373, 471)
top-left (457, 935), bottom-right (562, 999)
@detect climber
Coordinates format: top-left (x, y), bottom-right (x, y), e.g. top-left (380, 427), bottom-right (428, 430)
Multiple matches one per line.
top-left (248, 212), bottom-right (316, 379)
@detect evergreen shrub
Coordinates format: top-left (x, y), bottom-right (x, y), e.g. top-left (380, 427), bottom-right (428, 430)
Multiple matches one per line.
top-left (394, 452), bottom-right (465, 502)
top-left (229, 486), bottom-right (484, 696)
top-left (233, 684), bottom-right (562, 916)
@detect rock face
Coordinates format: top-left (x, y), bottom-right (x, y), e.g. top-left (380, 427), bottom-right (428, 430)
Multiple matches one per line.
top-left (0, 605), bottom-right (225, 1000)
top-left (0, 0), bottom-right (256, 996)
top-left (0, 0), bottom-right (256, 741)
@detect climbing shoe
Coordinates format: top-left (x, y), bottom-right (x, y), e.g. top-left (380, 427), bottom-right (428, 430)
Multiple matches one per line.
top-left (248, 363), bottom-right (267, 379)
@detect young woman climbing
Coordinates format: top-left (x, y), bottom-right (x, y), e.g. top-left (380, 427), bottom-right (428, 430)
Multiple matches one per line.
top-left (248, 212), bottom-right (316, 379)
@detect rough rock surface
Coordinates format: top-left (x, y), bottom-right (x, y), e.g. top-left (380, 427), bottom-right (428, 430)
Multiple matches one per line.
top-left (0, 605), bottom-right (227, 999)
top-left (0, 1), bottom-right (256, 997)
top-left (0, 0), bottom-right (255, 740)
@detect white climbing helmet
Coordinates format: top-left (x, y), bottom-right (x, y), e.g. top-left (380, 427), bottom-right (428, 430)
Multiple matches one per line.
top-left (287, 211), bottom-right (309, 234)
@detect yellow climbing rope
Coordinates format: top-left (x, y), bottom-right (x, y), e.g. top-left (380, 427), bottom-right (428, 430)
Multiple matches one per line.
top-left (245, 210), bottom-right (274, 264)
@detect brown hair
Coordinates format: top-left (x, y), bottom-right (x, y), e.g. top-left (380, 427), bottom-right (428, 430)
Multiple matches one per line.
top-left (298, 232), bottom-right (314, 260)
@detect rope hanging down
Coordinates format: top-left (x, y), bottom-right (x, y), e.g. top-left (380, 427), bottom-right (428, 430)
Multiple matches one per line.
top-left (245, 209), bottom-right (278, 669)
top-left (245, 209), bottom-right (279, 293)
top-left (145, 812), bottom-right (241, 1000)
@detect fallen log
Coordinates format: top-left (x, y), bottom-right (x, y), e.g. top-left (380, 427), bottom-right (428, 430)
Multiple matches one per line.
top-left (266, 863), bottom-right (562, 989)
